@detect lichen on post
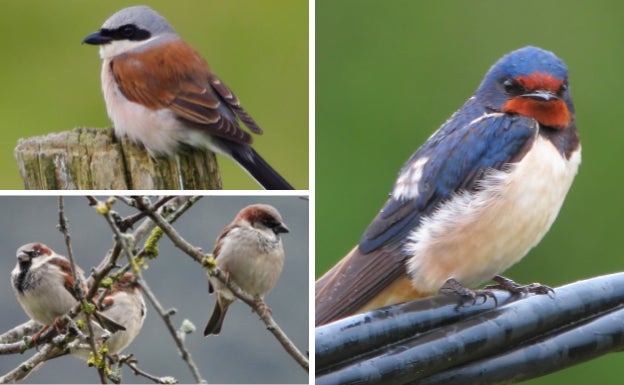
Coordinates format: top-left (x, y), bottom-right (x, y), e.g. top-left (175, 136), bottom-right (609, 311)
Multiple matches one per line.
top-left (14, 127), bottom-right (222, 190)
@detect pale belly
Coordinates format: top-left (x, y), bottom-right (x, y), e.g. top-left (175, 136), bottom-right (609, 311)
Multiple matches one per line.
top-left (405, 135), bottom-right (581, 294)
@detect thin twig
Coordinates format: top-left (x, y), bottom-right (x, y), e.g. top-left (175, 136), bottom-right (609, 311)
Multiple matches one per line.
top-left (58, 197), bottom-right (107, 384)
top-left (91, 196), bottom-right (205, 383)
top-left (118, 355), bottom-right (178, 384)
top-left (0, 320), bottom-right (42, 344)
top-left (0, 340), bottom-right (57, 383)
top-left (114, 196), bottom-right (177, 232)
top-left (137, 279), bottom-right (204, 383)
top-left (135, 197), bottom-right (309, 372)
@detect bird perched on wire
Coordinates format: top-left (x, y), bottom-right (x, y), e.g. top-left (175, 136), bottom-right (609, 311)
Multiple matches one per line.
top-left (205, 204), bottom-right (289, 335)
top-left (316, 46), bottom-right (581, 326)
top-left (83, 5), bottom-right (293, 190)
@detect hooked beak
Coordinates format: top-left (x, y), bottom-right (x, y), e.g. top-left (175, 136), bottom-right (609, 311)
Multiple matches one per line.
top-left (83, 30), bottom-right (112, 45)
top-left (520, 91), bottom-right (560, 102)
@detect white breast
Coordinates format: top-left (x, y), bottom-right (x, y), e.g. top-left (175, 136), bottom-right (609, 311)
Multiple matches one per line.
top-left (100, 59), bottom-right (219, 156)
top-left (210, 228), bottom-right (285, 299)
top-left (405, 133), bottom-right (581, 293)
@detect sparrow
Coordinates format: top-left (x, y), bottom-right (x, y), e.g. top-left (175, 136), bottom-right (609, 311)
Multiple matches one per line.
top-left (204, 204), bottom-right (289, 335)
top-left (11, 242), bottom-right (125, 334)
top-left (13, 273), bottom-right (146, 381)
top-left (315, 46), bottom-right (581, 326)
top-left (83, 5), bottom-right (294, 190)
top-left (75, 273), bottom-right (146, 359)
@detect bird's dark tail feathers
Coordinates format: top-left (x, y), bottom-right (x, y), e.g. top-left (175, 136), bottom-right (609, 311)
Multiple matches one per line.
top-left (204, 302), bottom-right (228, 336)
top-left (231, 146), bottom-right (294, 190)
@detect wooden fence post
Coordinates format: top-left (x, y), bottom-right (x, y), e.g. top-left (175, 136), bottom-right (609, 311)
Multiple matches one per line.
top-left (14, 127), bottom-right (222, 190)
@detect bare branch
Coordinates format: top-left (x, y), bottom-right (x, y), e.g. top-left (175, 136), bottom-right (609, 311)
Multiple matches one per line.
top-left (0, 340), bottom-right (57, 383)
top-left (89, 196), bottom-right (205, 383)
top-left (134, 197), bottom-right (309, 372)
top-left (137, 279), bottom-right (205, 383)
top-left (117, 355), bottom-right (178, 384)
top-left (0, 320), bottom-right (42, 344)
top-left (58, 196), bottom-right (107, 384)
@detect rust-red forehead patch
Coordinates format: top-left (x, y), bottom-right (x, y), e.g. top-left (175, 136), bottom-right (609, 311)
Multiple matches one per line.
top-left (516, 72), bottom-right (564, 92)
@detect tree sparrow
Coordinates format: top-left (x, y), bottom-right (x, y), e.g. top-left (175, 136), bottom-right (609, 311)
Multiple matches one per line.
top-left (204, 204), bottom-right (289, 335)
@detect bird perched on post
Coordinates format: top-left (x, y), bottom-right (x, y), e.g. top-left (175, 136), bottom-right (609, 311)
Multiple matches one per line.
top-left (83, 6), bottom-right (293, 190)
top-left (205, 204), bottom-right (289, 335)
top-left (316, 46), bottom-right (581, 326)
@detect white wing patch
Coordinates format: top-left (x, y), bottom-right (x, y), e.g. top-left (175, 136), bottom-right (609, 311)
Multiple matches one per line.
top-left (392, 112), bottom-right (506, 202)
top-left (393, 157), bottom-right (429, 200)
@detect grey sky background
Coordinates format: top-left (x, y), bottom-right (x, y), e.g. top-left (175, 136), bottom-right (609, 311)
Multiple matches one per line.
top-left (0, 195), bottom-right (309, 384)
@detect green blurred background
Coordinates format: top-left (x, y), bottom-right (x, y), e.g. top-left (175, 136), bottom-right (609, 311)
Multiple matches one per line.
top-left (0, 0), bottom-right (308, 190)
top-left (317, 0), bottom-right (624, 383)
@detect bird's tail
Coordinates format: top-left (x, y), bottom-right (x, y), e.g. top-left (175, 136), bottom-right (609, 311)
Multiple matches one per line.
top-left (230, 146), bottom-right (294, 190)
top-left (204, 297), bottom-right (231, 336)
top-left (316, 246), bottom-right (428, 326)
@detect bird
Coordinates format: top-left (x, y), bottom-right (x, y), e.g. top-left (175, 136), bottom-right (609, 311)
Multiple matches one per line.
top-left (13, 272), bottom-right (146, 381)
top-left (315, 46), bottom-right (581, 326)
top-left (86, 273), bottom-right (146, 358)
top-left (11, 242), bottom-right (126, 333)
top-left (204, 204), bottom-right (289, 335)
top-left (83, 5), bottom-right (293, 190)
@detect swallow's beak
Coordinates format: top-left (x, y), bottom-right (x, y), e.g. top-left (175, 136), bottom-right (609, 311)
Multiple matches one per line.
top-left (520, 91), bottom-right (559, 102)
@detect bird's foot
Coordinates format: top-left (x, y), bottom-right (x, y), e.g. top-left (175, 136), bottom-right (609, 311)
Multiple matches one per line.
top-left (254, 297), bottom-right (272, 317)
top-left (439, 278), bottom-right (497, 306)
top-left (484, 275), bottom-right (554, 297)
top-left (30, 324), bottom-right (50, 348)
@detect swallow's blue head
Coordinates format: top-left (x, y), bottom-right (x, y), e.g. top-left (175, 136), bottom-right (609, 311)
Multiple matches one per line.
top-left (476, 46), bottom-right (574, 129)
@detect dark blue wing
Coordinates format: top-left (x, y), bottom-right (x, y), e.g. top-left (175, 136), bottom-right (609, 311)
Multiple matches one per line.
top-left (316, 109), bottom-right (539, 325)
top-left (360, 112), bottom-right (537, 254)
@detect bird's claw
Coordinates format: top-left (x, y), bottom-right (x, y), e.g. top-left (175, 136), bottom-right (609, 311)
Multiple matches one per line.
top-left (484, 275), bottom-right (555, 297)
top-left (439, 278), bottom-right (498, 306)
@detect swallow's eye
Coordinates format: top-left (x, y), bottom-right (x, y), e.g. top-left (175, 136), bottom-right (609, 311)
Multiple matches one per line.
top-left (502, 78), bottom-right (525, 96)
top-left (558, 82), bottom-right (568, 95)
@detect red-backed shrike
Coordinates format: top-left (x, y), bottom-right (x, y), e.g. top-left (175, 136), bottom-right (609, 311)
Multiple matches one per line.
top-left (205, 204), bottom-right (288, 335)
top-left (83, 6), bottom-right (293, 190)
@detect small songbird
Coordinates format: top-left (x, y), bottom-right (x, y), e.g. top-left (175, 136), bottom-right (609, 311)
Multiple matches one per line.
top-left (83, 6), bottom-right (293, 190)
top-left (13, 273), bottom-right (146, 381)
top-left (316, 46), bottom-right (581, 326)
top-left (88, 273), bottom-right (146, 357)
top-left (204, 204), bottom-right (289, 335)
top-left (11, 243), bottom-right (125, 333)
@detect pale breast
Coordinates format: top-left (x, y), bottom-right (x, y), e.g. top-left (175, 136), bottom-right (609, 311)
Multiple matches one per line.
top-left (405, 134), bottom-right (581, 293)
top-left (100, 60), bottom-right (217, 156)
top-left (215, 228), bottom-right (285, 297)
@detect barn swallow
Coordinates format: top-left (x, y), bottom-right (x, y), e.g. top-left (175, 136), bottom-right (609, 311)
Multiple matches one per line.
top-left (316, 46), bottom-right (580, 326)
